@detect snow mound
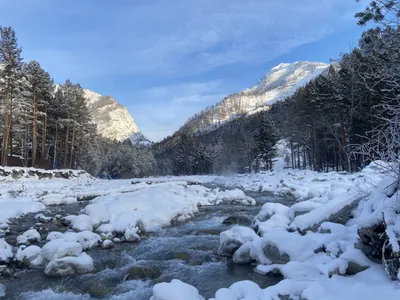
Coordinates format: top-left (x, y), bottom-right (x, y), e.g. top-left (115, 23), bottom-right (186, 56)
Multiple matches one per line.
top-left (150, 279), bottom-right (205, 300)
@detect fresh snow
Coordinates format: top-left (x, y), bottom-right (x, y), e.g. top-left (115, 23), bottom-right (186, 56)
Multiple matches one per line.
top-left (0, 164), bottom-right (399, 299)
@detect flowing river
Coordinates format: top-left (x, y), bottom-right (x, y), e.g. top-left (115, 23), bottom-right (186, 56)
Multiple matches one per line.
top-left (0, 188), bottom-right (292, 299)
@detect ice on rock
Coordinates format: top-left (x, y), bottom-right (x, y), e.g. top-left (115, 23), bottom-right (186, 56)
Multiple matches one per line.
top-left (150, 279), bottom-right (205, 300)
top-left (0, 238), bottom-right (13, 263)
top-left (16, 245), bottom-right (43, 267)
top-left (17, 228), bottom-right (41, 245)
top-left (44, 252), bottom-right (94, 277)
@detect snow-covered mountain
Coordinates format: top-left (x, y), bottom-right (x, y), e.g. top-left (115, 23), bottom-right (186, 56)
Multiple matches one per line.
top-left (180, 61), bottom-right (329, 134)
top-left (83, 89), bottom-right (141, 141)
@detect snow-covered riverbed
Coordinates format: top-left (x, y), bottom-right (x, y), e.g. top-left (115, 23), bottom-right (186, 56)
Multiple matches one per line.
top-left (0, 164), bottom-right (399, 299)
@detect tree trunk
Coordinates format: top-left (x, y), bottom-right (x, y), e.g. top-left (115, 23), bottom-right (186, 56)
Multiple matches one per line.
top-left (63, 116), bottom-right (70, 168)
top-left (32, 93), bottom-right (38, 167)
top-left (53, 123), bottom-right (58, 169)
top-left (1, 89), bottom-right (11, 166)
top-left (41, 107), bottom-right (47, 159)
top-left (69, 123), bottom-right (75, 169)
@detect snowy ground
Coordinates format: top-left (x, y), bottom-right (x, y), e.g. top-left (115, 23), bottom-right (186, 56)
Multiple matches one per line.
top-left (150, 162), bottom-right (400, 300)
top-left (0, 163), bottom-right (400, 299)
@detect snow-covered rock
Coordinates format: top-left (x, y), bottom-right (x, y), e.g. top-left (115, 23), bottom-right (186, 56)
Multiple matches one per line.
top-left (46, 231), bottom-right (101, 250)
top-left (41, 194), bottom-right (76, 205)
top-left (17, 229), bottom-right (41, 245)
top-left (253, 203), bottom-right (290, 235)
top-left (16, 245), bottom-right (43, 267)
top-left (101, 240), bottom-right (114, 249)
top-left (211, 281), bottom-right (263, 300)
top-left (40, 240), bottom-right (83, 263)
top-left (44, 252), bottom-right (94, 277)
top-left (124, 227), bottom-right (141, 242)
top-left (64, 214), bottom-right (93, 232)
top-left (218, 226), bottom-right (258, 256)
top-left (0, 239), bottom-right (13, 264)
top-left (150, 279), bottom-right (205, 300)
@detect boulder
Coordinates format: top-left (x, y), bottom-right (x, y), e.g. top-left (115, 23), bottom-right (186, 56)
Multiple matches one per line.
top-left (345, 261), bottom-right (369, 276)
top-left (356, 224), bottom-right (386, 262)
top-left (218, 239), bottom-right (243, 256)
top-left (218, 226), bottom-right (258, 256)
top-left (263, 244), bottom-right (290, 264)
top-left (232, 245), bottom-right (254, 264)
top-left (83, 279), bottom-right (114, 298)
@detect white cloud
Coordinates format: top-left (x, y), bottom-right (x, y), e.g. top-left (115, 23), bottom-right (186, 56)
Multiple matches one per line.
top-left (4, 0), bottom-right (363, 80)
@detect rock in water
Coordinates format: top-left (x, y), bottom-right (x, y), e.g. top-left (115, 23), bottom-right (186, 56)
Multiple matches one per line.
top-left (44, 252), bottom-right (94, 277)
top-left (125, 265), bottom-right (162, 281)
top-left (101, 240), bottom-right (115, 249)
top-left (222, 215), bottom-right (252, 226)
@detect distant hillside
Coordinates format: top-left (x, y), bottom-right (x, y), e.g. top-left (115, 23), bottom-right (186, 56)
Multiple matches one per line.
top-left (179, 61), bottom-right (329, 134)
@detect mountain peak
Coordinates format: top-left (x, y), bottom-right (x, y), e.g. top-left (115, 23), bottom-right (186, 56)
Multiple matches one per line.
top-left (179, 61), bottom-right (329, 134)
top-left (83, 89), bottom-right (141, 141)
top-left (243, 61), bottom-right (329, 104)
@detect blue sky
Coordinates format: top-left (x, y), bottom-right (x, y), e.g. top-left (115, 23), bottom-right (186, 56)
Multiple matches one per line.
top-left (0, 0), bottom-right (367, 141)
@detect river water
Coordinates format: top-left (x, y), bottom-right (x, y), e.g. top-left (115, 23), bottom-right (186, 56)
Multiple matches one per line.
top-left (1, 189), bottom-right (290, 299)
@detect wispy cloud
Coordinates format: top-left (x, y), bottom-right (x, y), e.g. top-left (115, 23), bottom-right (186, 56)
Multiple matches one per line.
top-left (1, 0), bottom-right (363, 81)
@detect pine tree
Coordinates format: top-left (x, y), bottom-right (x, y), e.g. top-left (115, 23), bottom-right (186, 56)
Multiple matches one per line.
top-left (24, 60), bottom-right (53, 166)
top-left (0, 26), bottom-right (23, 165)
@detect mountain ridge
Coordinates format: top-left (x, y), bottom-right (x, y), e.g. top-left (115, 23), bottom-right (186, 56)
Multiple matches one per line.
top-left (178, 61), bottom-right (329, 135)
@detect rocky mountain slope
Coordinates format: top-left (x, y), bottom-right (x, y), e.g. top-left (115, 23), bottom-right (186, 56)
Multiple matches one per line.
top-left (83, 89), bottom-right (141, 141)
top-left (180, 61), bottom-right (329, 134)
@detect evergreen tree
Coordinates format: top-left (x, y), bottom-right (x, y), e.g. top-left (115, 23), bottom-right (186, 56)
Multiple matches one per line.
top-left (0, 26), bottom-right (23, 165)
